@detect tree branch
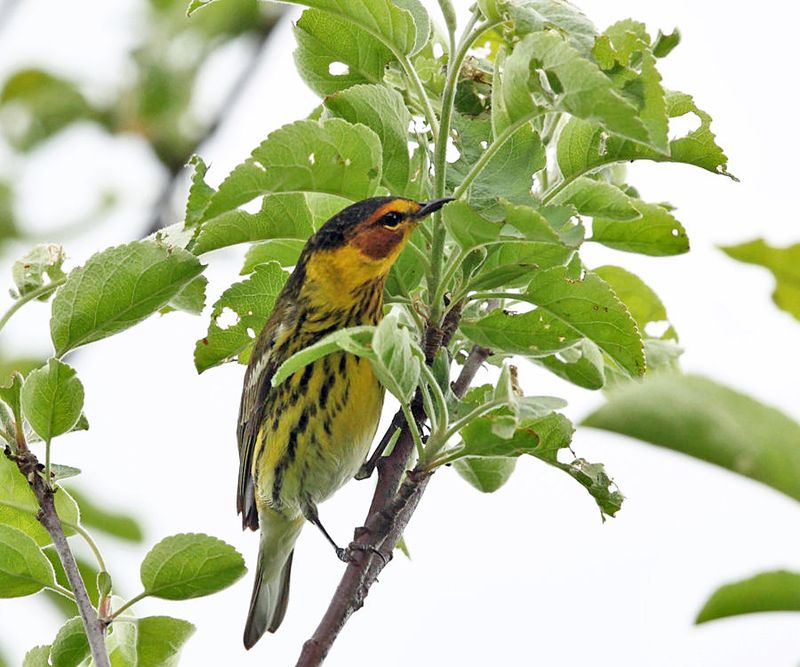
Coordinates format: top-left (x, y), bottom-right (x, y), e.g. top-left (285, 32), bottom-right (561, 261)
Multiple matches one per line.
top-left (8, 443), bottom-right (110, 667)
top-left (296, 309), bottom-right (489, 667)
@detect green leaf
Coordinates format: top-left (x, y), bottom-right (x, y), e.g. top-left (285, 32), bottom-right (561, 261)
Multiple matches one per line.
top-left (272, 326), bottom-right (375, 387)
top-left (293, 9), bottom-right (393, 97)
top-left (324, 84), bottom-right (411, 194)
top-left (535, 338), bottom-right (605, 389)
top-left (696, 571), bottom-right (800, 624)
top-left (450, 117), bottom-right (545, 203)
top-left (497, 0), bottom-right (596, 55)
top-left (163, 275), bottom-right (208, 315)
top-left (184, 155), bottom-right (215, 228)
top-left (0, 524), bottom-right (55, 597)
top-left (0, 456), bottom-right (81, 546)
top-left (371, 311), bottom-right (423, 403)
top-left (443, 201), bottom-right (502, 251)
top-left (499, 31), bottom-right (650, 144)
top-left (199, 119), bottom-right (381, 222)
top-left (653, 28), bottom-right (681, 59)
top-left (593, 20), bottom-right (669, 153)
top-left (453, 457), bottom-right (517, 493)
top-left (105, 618), bottom-right (136, 666)
top-left (242, 240), bottom-right (306, 272)
top-left (520, 267), bottom-right (645, 376)
top-left (0, 69), bottom-right (94, 151)
top-left (43, 549), bottom-right (99, 616)
top-left (22, 646), bottom-right (51, 667)
top-left (720, 239), bottom-right (800, 321)
top-left (50, 240), bottom-right (205, 356)
top-left (0, 371), bottom-right (24, 427)
top-left (456, 411), bottom-right (573, 458)
top-left (12, 244), bottom-right (67, 297)
top-left (461, 309), bottom-right (582, 358)
top-left (21, 359), bottom-right (84, 441)
top-left (66, 487), bottom-right (144, 542)
top-left (50, 618), bottom-right (89, 667)
top-left (133, 616), bottom-right (196, 667)
top-left (594, 265), bottom-right (677, 341)
top-left (193, 192), bottom-right (349, 256)
top-left (194, 262), bottom-right (289, 373)
top-left (551, 177), bottom-right (640, 220)
top-left (583, 374), bottom-right (800, 502)
top-left (591, 200), bottom-right (689, 256)
top-left (557, 90), bottom-right (733, 180)
top-left (140, 533), bottom-right (246, 600)
top-left (278, 0), bottom-right (420, 55)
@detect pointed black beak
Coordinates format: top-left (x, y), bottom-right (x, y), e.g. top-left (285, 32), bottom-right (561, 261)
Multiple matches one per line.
top-left (414, 197), bottom-right (453, 219)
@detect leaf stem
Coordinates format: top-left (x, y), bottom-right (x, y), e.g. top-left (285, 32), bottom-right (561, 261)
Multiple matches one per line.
top-left (48, 583), bottom-right (78, 601)
top-left (427, 12), bottom-right (486, 322)
top-left (109, 591), bottom-right (147, 621)
top-left (0, 277), bottom-right (66, 336)
top-left (70, 522), bottom-right (108, 573)
top-left (400, 401), bottom-right (425, 462)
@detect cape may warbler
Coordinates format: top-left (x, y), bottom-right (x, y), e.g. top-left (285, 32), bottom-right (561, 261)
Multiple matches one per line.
top-left (238, 195), bottom-right (451, 648)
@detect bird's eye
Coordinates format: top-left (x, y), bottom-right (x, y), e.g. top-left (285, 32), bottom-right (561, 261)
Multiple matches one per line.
top-left (380, 211), bottom-right (403, 229)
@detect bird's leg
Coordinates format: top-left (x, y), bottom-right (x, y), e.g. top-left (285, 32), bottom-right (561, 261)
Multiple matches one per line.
top-left (302, 501), bottom-right (348, 561)
top-left (302, 502), bottom-right (390, 565)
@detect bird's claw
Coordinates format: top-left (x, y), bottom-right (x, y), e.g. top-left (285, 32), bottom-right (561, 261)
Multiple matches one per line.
top-left (336, 541), bottom-right (391, 566)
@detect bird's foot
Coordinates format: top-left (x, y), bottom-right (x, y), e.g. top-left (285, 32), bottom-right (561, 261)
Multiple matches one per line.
top-left (336, 541), bottom-right (391, 566)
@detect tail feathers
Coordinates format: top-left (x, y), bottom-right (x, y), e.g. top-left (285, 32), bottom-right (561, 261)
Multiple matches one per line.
top-left (243, 550), bottom-right (294, 648)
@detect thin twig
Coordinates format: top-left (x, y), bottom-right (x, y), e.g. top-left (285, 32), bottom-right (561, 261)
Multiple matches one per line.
top-left (295, 310), bottom-right (488, 667)
top-left (7, 444), bottom-right (109, 666)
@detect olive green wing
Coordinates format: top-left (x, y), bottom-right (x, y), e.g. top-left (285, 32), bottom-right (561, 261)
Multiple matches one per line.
top-left (237, 314), bottom-right (289, 531)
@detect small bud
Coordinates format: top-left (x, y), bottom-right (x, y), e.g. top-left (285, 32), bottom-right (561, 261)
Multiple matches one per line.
top-left (97, 571), bottom-right (112, 598)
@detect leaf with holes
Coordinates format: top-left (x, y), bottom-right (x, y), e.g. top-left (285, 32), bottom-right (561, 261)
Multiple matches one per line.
top-left (0, 524), bottom-right (55, 598)
top-left (591, 200), bottom-right (689, 256)
top-left (720, 239), bottom-right (800, 321)
top-left (192, 192), bottom-right (349, 255)
top-left (184, 155), bottom-right (215, 228)
top-left (498, 31), bottom-right (650, 144)
top-left (279, 0), bottom-right (422, 55)
top-left (557, 90), bottom-right (733, 180)
top-left (50, 241), bottom-right (205, 356)
top-left (293, 9), bottom-right (393, 97)
top-left (324, 84), bottom-right (411, 194)
top-left (200, 119), bottom-right (381, 223)
top-left (140, 533), bottom-right (246, 600)
top-left (518, 267), bottom-right (645, 376)
top-left (11, 244), bottom-right (66, 298)
top-left (194, 262), bottom-right (288, 373)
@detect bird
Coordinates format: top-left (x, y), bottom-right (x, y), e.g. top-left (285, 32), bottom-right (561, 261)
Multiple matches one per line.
top-left (237, 195), bottom-right (452, 649)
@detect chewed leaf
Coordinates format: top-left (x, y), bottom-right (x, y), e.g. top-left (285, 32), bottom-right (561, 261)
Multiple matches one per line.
top-left (200, 119), bottom-right (381, 223)
top-left (12, 244), bottom-right (66, 297)
top-left (294, 9), bottom-right (393, 96)
top-left (557, 90), bottom-right (733, 180)
top-left (194, 262), bottom-right (288, 373)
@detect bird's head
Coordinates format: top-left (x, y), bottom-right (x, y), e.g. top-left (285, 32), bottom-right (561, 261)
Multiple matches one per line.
top-left (304, 196), bottom-right (452, 287)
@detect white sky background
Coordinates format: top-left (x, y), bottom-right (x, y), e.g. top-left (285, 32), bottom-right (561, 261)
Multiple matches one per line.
top-left (1, 0), bottom-right (799, 665)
